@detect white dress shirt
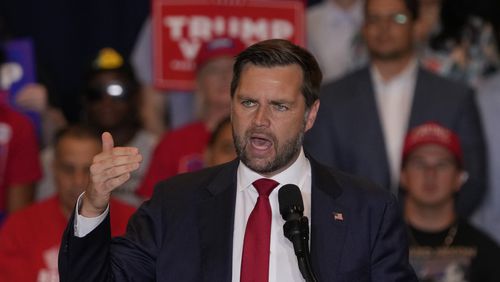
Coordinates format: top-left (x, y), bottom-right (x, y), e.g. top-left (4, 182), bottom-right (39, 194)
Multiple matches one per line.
top-left (232, 148), bottom-right (311, 282)
top-left (74, 193), bottom-right (108, 237)
top-left (74, 148), bottom-right (312, 281)
top-left (371, 60), bottom-right (418, 193)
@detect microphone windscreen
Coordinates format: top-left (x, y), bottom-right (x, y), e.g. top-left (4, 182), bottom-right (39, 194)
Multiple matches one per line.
top-left (278, 184), bottom-right (304, 220)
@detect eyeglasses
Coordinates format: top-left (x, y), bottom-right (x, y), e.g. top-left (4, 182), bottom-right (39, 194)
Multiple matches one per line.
top-left (365, 13), bottom-right (409, 26)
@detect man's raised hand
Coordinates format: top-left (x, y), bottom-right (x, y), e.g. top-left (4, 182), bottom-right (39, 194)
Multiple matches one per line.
top-left (81, 132), bottom-right (142, 217)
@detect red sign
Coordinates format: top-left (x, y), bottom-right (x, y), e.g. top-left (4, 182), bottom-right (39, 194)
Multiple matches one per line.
top-left (153, 0), bottom-right (304, 91)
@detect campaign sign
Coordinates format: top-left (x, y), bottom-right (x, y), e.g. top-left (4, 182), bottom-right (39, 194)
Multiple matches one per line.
top-left (153, 0), bottom-right (304, 91)
top-left (3, 39), bottom-right (37, 99)
top-left (2, 39), bottom-right (41, 136)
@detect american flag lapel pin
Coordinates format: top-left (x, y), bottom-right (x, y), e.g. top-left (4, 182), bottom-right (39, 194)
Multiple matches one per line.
top-left (332, 212), bottom-right (344, 221)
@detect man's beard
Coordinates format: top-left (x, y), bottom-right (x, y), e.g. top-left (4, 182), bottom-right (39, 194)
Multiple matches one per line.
top-left (233, 124), bottom-right (305, 175)
top-left (369, 45), bottom-right (413, 62)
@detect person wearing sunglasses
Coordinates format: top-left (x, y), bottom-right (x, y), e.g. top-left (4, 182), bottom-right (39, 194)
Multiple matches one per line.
top-left (81, 48), bottom-right (157, 206)
top-left (36, 48), bottom-right (157, 207)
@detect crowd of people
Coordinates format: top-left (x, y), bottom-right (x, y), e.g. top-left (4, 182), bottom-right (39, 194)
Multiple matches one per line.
top-left (1, 0), bottom-right (500, 281)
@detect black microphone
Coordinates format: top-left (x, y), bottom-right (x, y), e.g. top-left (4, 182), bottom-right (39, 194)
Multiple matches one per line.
top-left (278, 184), bottom-right (318, 282)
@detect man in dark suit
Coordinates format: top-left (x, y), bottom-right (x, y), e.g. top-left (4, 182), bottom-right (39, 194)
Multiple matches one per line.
top-left (58, 39), bottom-right (416, 281)
top-left (305, 0), bottom-right (486, 217)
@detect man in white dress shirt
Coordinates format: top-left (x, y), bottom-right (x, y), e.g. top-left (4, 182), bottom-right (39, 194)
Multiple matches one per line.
top-left (305, 0), bottom-right (486, 218)
top-left (58, 39), bottom-right (416, 281)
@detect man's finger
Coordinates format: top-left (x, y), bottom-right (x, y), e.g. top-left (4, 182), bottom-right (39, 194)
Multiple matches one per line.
top-left (104, 173), bottom-right (132, 192)
top-left (92, 154), bottom-right (142, 172)
top-left (91, 162), bottom-right (141, 182)
top-left (92, 147), bottom-right (140, 163)
top-left (102, 132), bottom-right (114, 153)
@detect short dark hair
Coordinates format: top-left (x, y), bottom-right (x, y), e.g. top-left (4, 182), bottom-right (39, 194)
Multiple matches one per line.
top-left (54, 124), bottom-right (101, 149)
top-left (365, 0), bottom-right (419, 20)
top-left (404, 0), bottom-right (419, 20)
top-left (230, 39), bottom-right (322, 109)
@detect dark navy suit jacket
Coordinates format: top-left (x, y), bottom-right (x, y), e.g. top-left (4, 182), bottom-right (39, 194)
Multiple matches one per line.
top-left (59, 157), bottom-right (416, 281)
top-left (305, 67), bottom-right (487, 217)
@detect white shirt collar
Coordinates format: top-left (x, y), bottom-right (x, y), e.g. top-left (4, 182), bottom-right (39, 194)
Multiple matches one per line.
top-left (370, 58), bottom-right (419, 191)
top-left (371, 58), bottom-right (419, 87)
top-left (237, 148), bottom-right (310, 192)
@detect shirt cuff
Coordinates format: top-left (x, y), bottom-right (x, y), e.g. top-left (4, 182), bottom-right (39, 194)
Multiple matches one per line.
top-left (73, 192), bottom-right (109, 238)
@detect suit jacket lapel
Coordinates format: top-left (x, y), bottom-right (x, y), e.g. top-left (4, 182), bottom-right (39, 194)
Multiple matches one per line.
top-left (355, 68), bottom-right (391, 188)
top-left (408, 68), bottom-right (430, 129)
top-left (309, 158), bottom-right (348, 281)
top-left (198, 160), bottom-right (238, 282)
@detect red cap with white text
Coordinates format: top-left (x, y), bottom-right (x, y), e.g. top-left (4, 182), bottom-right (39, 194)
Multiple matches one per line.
top-left (402, 122), bottom-right (463, 167)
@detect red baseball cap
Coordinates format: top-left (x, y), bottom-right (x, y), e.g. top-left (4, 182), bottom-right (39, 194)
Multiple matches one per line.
top-left (402, 122), bottom-right (463, 167)
top-left (195, 37), bottom-right (246, 71)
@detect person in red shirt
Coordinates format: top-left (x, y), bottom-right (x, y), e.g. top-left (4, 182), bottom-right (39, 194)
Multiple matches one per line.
top-left (137, 37), bottom-right (244, 198)
top-left (0, 125), bottom-right (135, 282)
top-left (0, 101), bottom-right (42, 221)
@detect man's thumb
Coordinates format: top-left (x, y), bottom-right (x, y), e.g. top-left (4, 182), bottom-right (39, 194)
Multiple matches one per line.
top-left (102, 132), bottom-right (114, 153)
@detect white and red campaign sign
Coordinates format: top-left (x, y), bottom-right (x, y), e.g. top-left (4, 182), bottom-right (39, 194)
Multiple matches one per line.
top-left (153, 0), bottom-right (304, 91)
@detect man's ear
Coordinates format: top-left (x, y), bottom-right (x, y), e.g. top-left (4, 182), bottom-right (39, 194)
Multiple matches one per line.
top-left (305, 100), bottom-right (320, 132)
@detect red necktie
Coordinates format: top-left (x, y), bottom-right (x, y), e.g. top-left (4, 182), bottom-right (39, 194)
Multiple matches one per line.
top-left (240, 178), bottom-right (280, 282)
